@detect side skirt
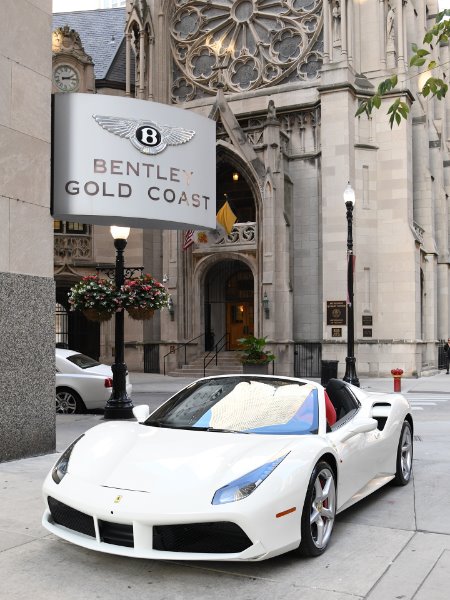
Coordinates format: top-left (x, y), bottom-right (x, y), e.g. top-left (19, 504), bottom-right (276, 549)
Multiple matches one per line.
top-left (337, 474), bottom-right (395, 514)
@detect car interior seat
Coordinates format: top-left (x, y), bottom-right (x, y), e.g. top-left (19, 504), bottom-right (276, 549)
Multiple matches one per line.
top-left (325, 378), bottom-right (359, 422)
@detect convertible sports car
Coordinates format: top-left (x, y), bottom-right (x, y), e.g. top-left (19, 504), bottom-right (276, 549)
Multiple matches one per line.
top-left (42, 375), bottom-right (413, 561)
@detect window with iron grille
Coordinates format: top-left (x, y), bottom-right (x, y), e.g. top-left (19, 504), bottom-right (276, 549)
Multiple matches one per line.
top-left (55, 302), bottom-right (69, 348)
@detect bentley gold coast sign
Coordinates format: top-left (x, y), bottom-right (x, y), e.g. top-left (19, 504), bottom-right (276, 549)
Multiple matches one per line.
top-left (52, 93), bottom-right (216, 229)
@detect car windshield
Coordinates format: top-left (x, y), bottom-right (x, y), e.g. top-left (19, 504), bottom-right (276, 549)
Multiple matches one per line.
top-left (145, 377), bottom-right (319, 435)
top-left (66, 353), bottom-right (101, 369)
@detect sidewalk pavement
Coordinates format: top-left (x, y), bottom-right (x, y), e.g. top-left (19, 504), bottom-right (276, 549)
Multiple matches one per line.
top-left (0, 371), bottom-right (449, 599)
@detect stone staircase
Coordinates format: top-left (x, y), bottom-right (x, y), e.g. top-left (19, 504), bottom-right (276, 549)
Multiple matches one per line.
top-left (166, 350), bottom-right (243, 378)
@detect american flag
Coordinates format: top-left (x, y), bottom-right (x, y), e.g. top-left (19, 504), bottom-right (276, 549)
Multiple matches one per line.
top-left (182, 229), bottom-right (194, 251)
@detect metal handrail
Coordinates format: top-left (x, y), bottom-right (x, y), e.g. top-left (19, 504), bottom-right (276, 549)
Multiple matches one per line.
top-left (163, 333), bottom-right (205, 375)
top-left (203, 333), bottom-right (230, 377)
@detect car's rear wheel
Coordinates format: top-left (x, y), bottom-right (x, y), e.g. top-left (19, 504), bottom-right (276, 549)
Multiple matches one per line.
top-left (55, 388), bottom-right (85, 414)
top-left (299, 460), bottom-right (336, 557)
top-left (393, 420), bottom-right (413, 486)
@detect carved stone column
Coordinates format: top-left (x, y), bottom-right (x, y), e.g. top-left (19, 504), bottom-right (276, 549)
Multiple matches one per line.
top-left (139, 29), bottom-right (145, 99)
top-left (125, 32), bottom-right (131, 97)
top-left (396, 0), bottom-right (406, 74)
top-left (347, 0), bottom-right (353, 66)
top-left (261, 103), bottom-right (292, 373)
top-left (323, 0), bottom-right (331, 63)
top-left (386, 2), bottom-right (397, 69)
top-left (379, 0), bottom-right (386, 69)
top-left (341, 0), bottom-right (347, 58)
top-left (147, 35), bottom-right (154, 100)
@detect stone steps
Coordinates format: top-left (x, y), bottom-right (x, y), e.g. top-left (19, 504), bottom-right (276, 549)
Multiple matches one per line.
top-left (166, 351), bottom-right (243, 378)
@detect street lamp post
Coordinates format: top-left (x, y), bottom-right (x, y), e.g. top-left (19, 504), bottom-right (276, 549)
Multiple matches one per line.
top-left (104, 226), bottom-right (135, 419)
top-left (343, 183), bottom-right (360, 387)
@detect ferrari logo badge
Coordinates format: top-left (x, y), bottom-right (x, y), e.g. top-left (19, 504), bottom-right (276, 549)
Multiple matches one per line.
top-left (92, 115), bottom-right (196, 155)
top-left (114, 495), bottom-right (122, 504)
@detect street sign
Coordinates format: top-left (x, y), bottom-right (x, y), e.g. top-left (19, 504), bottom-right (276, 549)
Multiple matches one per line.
top-left (52, 93), bottom-right (216, 229)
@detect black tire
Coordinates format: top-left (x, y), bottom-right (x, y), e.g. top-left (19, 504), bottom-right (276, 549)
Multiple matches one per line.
top-left (299, 460), bottom-right (336, 557)
top-left (55, 388), bottom-right (86, 415)
top-left (393, 420), bottom-right (413, 486)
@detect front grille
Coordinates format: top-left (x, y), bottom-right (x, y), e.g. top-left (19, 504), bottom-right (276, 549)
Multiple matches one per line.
top-left (98, 520), bottom-right (134, 548)
top-left (153, 522), bottom-right (252, 554)
top-left (47, 496), bottom-right (95, 538)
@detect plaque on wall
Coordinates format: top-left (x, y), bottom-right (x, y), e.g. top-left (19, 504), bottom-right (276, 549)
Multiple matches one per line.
top-left (362, 315), bottom-right (373, 326)
top-left (327, 301), bottom-right (346, 325)
top-left (363, 329), bottom-right (372, 337)
top-left (331, 328), bottom-right (342, 337)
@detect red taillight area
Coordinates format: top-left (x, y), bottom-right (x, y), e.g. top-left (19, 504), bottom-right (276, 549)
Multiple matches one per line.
top-left (104, 377), bottom-right (113, 388)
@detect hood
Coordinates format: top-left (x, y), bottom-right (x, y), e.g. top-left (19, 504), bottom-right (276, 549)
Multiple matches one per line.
top-left (68, 422), bottom-right (296, 498)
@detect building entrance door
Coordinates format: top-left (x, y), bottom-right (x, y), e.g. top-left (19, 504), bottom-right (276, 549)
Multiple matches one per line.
top-left (204, 261), bottom-right (254, 352)
top-left (227, 301), bottom-right (254, 349)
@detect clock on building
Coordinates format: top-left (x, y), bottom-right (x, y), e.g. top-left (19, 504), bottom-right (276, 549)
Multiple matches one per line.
top-left (53, 64), bottom-right (80, 92)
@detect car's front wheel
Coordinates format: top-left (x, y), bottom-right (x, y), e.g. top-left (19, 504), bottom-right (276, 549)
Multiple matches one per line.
top-left (393, 420), bottom-right (413, 486)
top-left (55, 388), bottom-right (85, 414)
top-left (299, 460), bottom-right (336, 557)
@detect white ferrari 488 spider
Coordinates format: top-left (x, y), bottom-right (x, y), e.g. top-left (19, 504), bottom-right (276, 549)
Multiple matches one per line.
top-left (42, 375), bottom-right (413, 561)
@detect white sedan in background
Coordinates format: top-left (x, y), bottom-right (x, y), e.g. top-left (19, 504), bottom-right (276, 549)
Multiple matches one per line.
top-left (55, 348), bottom-right (132, 414)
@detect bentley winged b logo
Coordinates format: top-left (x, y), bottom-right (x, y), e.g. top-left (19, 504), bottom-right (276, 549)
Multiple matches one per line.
top-left (92, 115), bottom-right (196, 155)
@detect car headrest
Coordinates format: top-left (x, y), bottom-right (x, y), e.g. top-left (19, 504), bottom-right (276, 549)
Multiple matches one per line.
top-left (325, 379), bottom-right (358, 413)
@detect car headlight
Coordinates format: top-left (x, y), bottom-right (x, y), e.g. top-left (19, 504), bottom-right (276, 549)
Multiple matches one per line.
top-left (51, 435), bottom-right (84, 484)
top-left (212, 454), bottom-right (288, 505)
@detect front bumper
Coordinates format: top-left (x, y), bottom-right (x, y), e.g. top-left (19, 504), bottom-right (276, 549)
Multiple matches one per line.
top-left (42, 474), bottom-right (301, 561)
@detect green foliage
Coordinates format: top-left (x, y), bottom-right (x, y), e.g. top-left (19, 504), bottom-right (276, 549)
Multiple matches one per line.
top-left (237, 335), bottom-right (275, 365)
top-left (355, 9), bottom-right (450, 127)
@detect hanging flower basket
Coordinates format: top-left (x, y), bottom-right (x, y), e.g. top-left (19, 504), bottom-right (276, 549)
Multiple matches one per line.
top-left (120, 274), bottom-right (169, 317)
top-left (68, 273), bottom-right (168, 322)
top-left (68, 275), bottom-right (118, 320)
top-left (126, 306), bottom-right (155, 320)
top-left (82, 308), bottom-right (113, 322)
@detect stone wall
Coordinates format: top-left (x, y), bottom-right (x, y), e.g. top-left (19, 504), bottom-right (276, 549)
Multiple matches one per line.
top-left (0, 273), bottom-right (55, 460)
top-left (0, 0), bottom-right (54, 461)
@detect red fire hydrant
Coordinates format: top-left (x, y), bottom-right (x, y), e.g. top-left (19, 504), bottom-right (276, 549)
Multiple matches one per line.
top-left (391, 368), bottom-right (404, 392)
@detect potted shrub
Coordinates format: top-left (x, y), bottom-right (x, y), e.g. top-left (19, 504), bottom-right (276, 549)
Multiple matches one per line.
top-left (237, 335), bottom-right (275, 374)
top-left (68, 275), bottom-right (117, 322)
top-left (120, 273), bottom-right (169, 320)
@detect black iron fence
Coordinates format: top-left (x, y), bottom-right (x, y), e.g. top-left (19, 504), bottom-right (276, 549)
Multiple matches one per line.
top-left (438, 339), bottom-right (448, 370)
top-left (144, 344), bottom-right (160, 373)
top-left (294, 342), bottom-right (322, 378)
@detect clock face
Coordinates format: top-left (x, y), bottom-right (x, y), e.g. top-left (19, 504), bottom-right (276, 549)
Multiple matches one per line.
top-left (53, 64), bottom-right (80, 92)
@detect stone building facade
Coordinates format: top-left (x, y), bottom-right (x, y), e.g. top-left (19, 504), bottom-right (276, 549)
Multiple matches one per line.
top-left (0, 0), bottom-right (55, 461)
top-left (53, 0), bottom-right (450, 379)
top-left (135, 0), bottom-right (450, 377)
top-left (51, 8), bottom-right (149, 372)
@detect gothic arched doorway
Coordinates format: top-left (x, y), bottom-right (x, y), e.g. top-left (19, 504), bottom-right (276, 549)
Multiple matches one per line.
top-left (204, 260), bottom-right (254, 351)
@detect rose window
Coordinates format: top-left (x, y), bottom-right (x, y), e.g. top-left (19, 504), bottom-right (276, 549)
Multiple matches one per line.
top-left (171, 0), bottom-right (323, 102)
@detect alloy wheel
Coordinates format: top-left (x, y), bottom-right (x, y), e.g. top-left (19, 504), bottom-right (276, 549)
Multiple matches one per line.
top-left (56, 391), bottom-right (77, 414)
top-left (400, 423), bottom-right (413, 480)
top-left (309, 467), bottom-right (336, 549)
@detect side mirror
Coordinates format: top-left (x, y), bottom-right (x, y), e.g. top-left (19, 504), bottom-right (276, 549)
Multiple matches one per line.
top-left (340, 418), bottom-right (378, 443)
top-left (132, 405), bottom-right (150, 423)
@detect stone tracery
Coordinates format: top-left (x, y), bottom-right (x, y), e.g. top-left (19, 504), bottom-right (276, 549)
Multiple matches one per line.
top-left (170, 0), bottom-right (323, 102)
